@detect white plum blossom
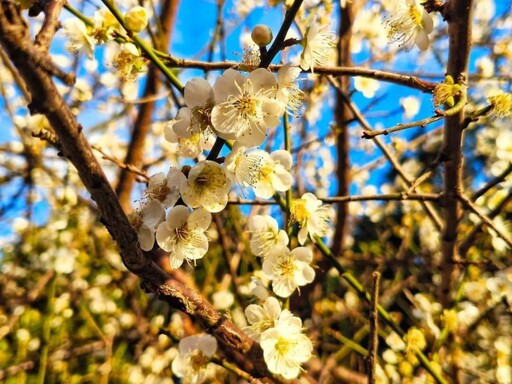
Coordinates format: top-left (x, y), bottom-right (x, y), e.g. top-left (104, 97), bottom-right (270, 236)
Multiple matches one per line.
top-left (262, 246), bottom-right (315, 298)
top-left (211, 68), bottom-right (284, 146)
top-left (145, 167), bottom-right (185, 208)
top-left (247, 215), bottom-right (289, 257)
top-left (173, 78), bottom-right (215, 135)
top-left (290, 192), bottom-right (331, 245)
top-left (243, 296), bottom-right (291, 341)
top-left (166, 78), bottom-right (216, 157)
top-left (276, 63), bottom-right (304, 116)
top-left (260, 312), bottom-right (313, 380)
top-left (171, 334), bottom-right (217, 384)
top-left (180, 161), bottom-right (231, 213)
top-left (62, 18), bottom-right (95, 59)
top-left (299, 17), bottom-right (336, 72)
top-left (400, 96), bottom-right (421, 119)
top-left (385, 0), bottom-right (434, 51)
top-left (354, 76), bottom-right (380, 98)
top-left (155, 206), bottom-right (211, 269)
top-left (225, 144), bottom-right (293, 199)
top-left (128, 200), bottom-right (165, 251)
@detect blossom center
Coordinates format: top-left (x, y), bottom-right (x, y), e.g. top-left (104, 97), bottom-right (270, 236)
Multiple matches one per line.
top-left (191, 105), bottom-right (213, 132)
top-left (190, 350), bottom-right (209, 371)
top-left (175, 223), bottom-right (190, 242)
top-left (147, 182), bottom-right (170, 202)
top-left (275, 337), bottom-right (296, 355)
top-left (290, 200), bottom-right (308, 226)
top-left (235, 95), bottom-right (258, 118)
top-left (279, 256), bottom-right (297, 277)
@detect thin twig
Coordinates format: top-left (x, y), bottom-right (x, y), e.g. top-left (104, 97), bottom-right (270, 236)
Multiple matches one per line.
top-left (92, 146), bottom-right (149, 182)
top-left (328, 76), bottom-right (444, 231)
top-left (457, 192), bottom-right (512, 249)
top-left (471, 162), bottom-right (512, 201)
top-left (367, 272), bottom-right (380, 384)
top-left (260, 0), bottom-right (304, 67)
top-left (458, 190), bottom-right (512, 258)
top-left (361, 115), bottom-right (443, 139)
top-left (227, 193), bottom-right (440, 205)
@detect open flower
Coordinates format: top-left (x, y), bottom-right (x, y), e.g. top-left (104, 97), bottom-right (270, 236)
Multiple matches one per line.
top-left (211, 68), bottom-right (284, 146)
top-left (180, 161), bottom-right (231, 213)
top-left (262, 246), bottom-right (315, 298)
top-left (290, 193), bottom-right (331, 245)
top-left (433, 75), bottom-right (462, 107)
top-left (488, 92), bottom-right (512, 118)
top-left (260, 313), bottom-right (313, 380)
top-left (62, 18), bottom-right (95, 59)
top-left (276, 63), bottom-right (304, 116)
top-left (128, 200), bottom-right (165, 251)
top-left (112, 43), bottom-right (146, 82)
top-left (145, 167), bottom-right (185, 208)
top-left (243, 296), bottom-right (291, 341)
top-left (385, 0), bottom-right (433, 51)
top-left (171, 334), bottom-right (217, 384)
top-left (155, 206), bottom-right (211, 269)
top-left (354, 76), bottom-right (380, 98)
top-left (225, 144), bottom-right (293, 199)
top-left (166, 78), bottom-right (216, 157)
top-left (248, 215), bottom-right (289, 257)
top-left (299, 17), bottom-right (336, 72)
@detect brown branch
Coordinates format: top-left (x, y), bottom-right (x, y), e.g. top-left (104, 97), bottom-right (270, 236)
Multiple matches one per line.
top-left (115, 0), bottom-right (180, 212)
top-left (259, 0), bottom-right (303, 67)
top-left (92, 145), bottom-right (149, 182)
top-left (227, 193), bottom-right (441, 205)
top-left (0, 2), bottom-right (268, 377)
top-left (438, 0), bottom-right (474, 308)
top-left (457, 192), bottom-right (512, 249)
top-left (332, 0), bottom-right (354, 259)
top-left (328, 77), bottom-right (444, 231)
top-left (471, 162), bottom-right (512, 201)
top-left (366, 272), bottom-right (381, 384)
top-left (361, 115), bottom-right (444, 139)
top-left (34, 0), bottom-right (65, 51)
top-left (162, 57), bottom-right (436, 92)
top-left (458, 190), bottom-right (512, 258)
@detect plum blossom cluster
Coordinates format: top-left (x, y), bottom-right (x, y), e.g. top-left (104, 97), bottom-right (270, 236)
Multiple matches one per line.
top-left (240, 194), bottom-right (331, 378)
top-left (244, 292), bottom-right (313, 379)
top-left (62, 6), bottom-right (148, 81)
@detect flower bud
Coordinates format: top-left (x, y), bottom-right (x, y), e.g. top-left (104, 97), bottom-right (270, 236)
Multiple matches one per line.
top-left (125, 6), bottom-right (148, 32)
top-left (251, 24), bottom-right (273, 47)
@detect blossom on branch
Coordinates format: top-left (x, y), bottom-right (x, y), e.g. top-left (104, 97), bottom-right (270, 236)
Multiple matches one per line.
top-left (299, 17), bottom-right (336, 72)
top-left (262, 246), bottom-right (315, 298)
top-left (247, 215), bottom-right (289, 257)
top-left (171, 334), bottom-right (217, 384)
top-left (225, 144), bottom-right (293, 199)
top-left (290, 193), bottom-right (331, 245)
top-left (260, 312), bottom-right (313, 380)
top-left (243, 296), bottom-right (291, 341)
top-left (62, 18), bottom-right (95, 59)
top-left (276, 63), bottom-right (304, 116)
top-left (145, 167), bottom-right (185, 208)
top-left (384, 0), bottom-right (433, 51)
top-left (128, 200), bottom-right (165, 251)
top-left (180, 161), bottom-right (231, 213)
top-left (166, 78), bottom-right (216, 157)
top-left (155, 206), bottom-right (211, 269)
top-left (211, 68), bottom-right (283, 146)
top-left (488, 92), bottom-right (512, 118)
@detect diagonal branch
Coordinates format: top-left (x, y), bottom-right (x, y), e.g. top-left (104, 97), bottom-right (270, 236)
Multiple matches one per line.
top-left (0, 2), bottom-right (269, 377)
